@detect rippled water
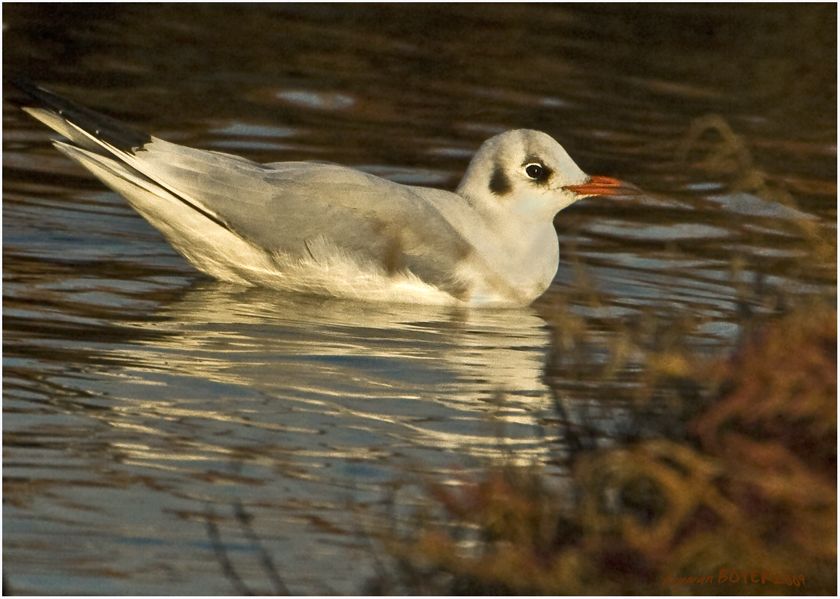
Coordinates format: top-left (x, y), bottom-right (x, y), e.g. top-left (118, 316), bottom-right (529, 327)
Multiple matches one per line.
top-left (3, 4), bottom-right (836, 594)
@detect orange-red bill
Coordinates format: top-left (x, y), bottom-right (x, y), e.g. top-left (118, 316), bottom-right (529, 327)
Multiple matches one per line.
top-left (563, 175), bottom-right (636, 197)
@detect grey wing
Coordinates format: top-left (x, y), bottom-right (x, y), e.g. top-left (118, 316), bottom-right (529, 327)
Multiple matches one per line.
top-left (12, 80), bottom-right (474, 295)
top-left (129, 140), bottom-right (475, 295)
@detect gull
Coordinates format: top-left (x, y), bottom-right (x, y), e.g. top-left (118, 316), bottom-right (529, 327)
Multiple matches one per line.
top-left (15, 80), bottom-right (629, 306)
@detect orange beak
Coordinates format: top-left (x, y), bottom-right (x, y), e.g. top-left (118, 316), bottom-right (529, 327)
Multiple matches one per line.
top-left (563, 175), bottom-right (634, 197)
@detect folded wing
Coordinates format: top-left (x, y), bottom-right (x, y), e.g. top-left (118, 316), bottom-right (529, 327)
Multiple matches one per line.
top-left (15, 81), bottom-right (477, 297)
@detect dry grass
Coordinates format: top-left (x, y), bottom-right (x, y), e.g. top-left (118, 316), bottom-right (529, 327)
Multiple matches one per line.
top-left (372, 303), bottom-right (836, 595)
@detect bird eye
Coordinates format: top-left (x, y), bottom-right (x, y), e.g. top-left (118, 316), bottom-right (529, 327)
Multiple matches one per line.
top-left (525, 163), bottom-right (545, 179)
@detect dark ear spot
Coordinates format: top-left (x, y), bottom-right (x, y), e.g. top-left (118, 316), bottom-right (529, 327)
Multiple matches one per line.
top-left (489, 166), bottom-right (512, 195)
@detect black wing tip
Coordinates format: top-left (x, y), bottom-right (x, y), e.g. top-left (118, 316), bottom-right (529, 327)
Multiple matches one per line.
top-left (5, 75), bottom-right (45, 107)
top-left (7, 76), bottom-right (71, 111)
top-left (8, 76), bottom-right (152, 153)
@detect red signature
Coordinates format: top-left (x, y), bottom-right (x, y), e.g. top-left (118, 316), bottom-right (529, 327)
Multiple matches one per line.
top-left (665, 569), bottom-right (805, 588)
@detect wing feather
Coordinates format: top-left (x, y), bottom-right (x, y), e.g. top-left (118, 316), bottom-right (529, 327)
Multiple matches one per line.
top-left (14, 80), bottom-right (479, 297)
top-left (126, 142), bottom-right (476, 295)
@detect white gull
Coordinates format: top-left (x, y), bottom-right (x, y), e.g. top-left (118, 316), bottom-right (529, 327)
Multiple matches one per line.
top-left (16, 81), bottom-right (629, 306)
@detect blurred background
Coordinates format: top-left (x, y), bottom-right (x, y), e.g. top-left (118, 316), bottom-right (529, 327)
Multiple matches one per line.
top-left (3, 4), bottom-right (836, 594)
